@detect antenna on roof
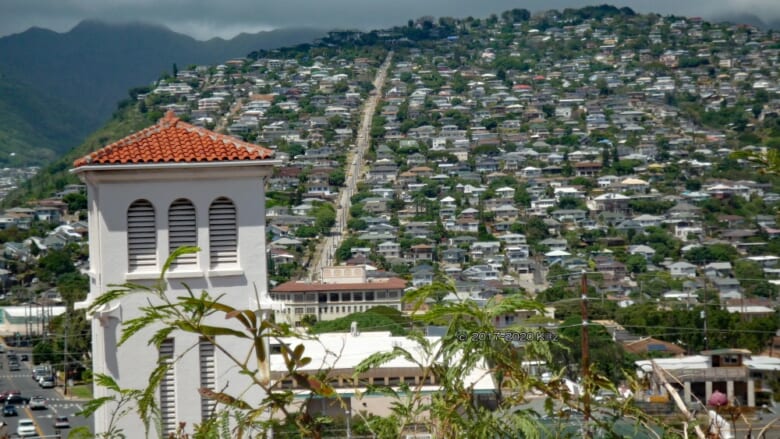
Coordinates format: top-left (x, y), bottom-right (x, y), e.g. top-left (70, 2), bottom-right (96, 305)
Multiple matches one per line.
top-left (350, 321), bottom-right (359, 337)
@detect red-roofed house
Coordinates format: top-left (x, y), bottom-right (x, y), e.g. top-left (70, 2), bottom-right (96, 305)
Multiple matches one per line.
top-left (71, 111), bottom-right (281, 436)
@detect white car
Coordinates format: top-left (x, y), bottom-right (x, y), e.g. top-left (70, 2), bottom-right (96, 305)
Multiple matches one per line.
top-left (54, 415), bottom-right (70, 429)
top-left (29, 396), bottom-right (46, 410)
top-left (17, 418), bottom-right (36, 437)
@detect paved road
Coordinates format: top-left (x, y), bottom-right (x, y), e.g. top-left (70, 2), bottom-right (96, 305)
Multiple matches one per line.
top-left (308, 52), bottom-right (394, 281)
top-left (215, 98), bottom-right (244, 133)
top-left (0, 349), bottom-right (91, 438)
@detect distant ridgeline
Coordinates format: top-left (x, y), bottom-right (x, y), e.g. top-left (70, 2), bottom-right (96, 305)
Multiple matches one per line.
top-left (0, 20), bottom-right (326, 168)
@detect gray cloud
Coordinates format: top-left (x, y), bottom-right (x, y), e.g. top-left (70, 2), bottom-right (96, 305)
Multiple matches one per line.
top-left (1, 0), bottom-right (779, 40)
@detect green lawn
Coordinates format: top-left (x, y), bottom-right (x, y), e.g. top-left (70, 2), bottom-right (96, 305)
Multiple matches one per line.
top-left (68, 384), bottom-right (93, 400)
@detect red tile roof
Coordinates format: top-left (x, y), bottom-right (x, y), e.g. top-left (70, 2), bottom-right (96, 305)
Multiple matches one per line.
top-left (271, 277), bottom-right (407, 294)
top-left (73, 111), bottom-right (273, 168)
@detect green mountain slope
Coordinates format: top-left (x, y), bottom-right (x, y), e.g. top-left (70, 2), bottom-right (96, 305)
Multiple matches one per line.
top-left (0, 20), bottom-right (325, 166)
top-left (2, 102), bottom-right (152, 207)
top-left (0, 73), bottom-right (97, 166)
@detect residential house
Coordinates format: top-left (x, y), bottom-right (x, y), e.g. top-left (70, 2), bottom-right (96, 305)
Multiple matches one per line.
top-left (377, 241), bottom-right (401, 259)
top-left (633, 214), bottom-right (664, 228)
top-left (628, 245), bottom-right (656, 261)
top-left (462, 265), bottom-right (500, 281)
top-left (552, 209), bottom-right (588, 224)
top-left (539, 238), bottom-right (568, 252)
top-left (441, 247), bottom-right (467, 265)
top-left (674, 222), bottom-right (705, 241)
top-left (292, 204), bottom-right (315, 216)
top-left (409, 244), bottom-right (434, 263)
top-left (703, 262), bottom-right (732, 278)
top-left (497, 233), bottom-right (527, 246)
top-left (712, 277), bottom-right (743, 300)
top-left (404, 222), bottom-right (433, 238)
top-left (669, 261), bottom-right (697, 278)
top-left (495, 186), bottom-right (516, 199)
top-left (619, 178), bottom-right (650, 193)
top-left (368, 163), bottom-right (399, 183)
top-left (412, 264), bottom-right (435, 287)
top-left (470, 241), bottom-right (502, 261)
top-left (589, 193), bottom-right (631, 215)
top-left (492, 204), bottom-right (519, 222)
top-left (573, 162), bottom-right (602, 177)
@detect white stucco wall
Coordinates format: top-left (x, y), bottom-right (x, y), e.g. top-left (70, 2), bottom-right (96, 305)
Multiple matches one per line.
top-left (77, 163), bottom-right (277, 436)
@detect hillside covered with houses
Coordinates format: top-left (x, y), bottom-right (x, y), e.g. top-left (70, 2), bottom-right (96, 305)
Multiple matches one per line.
top-left (2, 4), bottom-right (780, 436)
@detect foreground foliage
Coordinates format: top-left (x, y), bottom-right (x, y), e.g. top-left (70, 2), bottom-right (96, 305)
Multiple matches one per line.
top-left (77, 250), bottom-right (693, 438)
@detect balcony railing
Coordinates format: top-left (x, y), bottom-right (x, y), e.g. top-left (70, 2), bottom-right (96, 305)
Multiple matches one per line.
top-left (667, 367), bottom-right (748, 382)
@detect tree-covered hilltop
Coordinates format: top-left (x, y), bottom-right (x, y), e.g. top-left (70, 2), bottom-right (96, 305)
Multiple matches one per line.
top-left (1, 99), bottom-right (153, 207)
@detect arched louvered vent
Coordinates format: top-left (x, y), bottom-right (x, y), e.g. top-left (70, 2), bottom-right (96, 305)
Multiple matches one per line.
top-left (159, 339), bottom-right (176, 435)
top-left (168, 199), bottom-right (197, 267)
top-left (209, 197), bottom-right (237, 266)
top-left (127, 199), bottom-right (156, 271)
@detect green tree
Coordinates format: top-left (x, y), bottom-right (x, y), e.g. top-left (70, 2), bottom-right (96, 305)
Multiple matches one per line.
top-left (32, 340), bottom-right (57, 365)
top-left (57, 272), bottom-right (89, 307)
top-left (552, 316), bottom-right (634, 382)
top-left (63, 192), bottom-right (87, 213)
top-left (625, 254), bottom-right (647, 274)
top-left (328, 169), bottom-right (346, 187)
top-left (36, 249), bottom-right (76, 282)
top-left (80, 248), bottom-right (679, 438)
top-left (735, 260), bottom-right (766, 294)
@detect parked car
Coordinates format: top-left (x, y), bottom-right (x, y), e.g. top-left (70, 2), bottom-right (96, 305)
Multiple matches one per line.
top-left (8, 362), bottom-right (19, 371)
top-left (17, 418), bottom-right (36, 437)
top-left (2, 405), bottom-right (16, 416)
top-left (29, 396), bottom-right (46, 410)
top-left (54, 415), bottom-right (70, 429)
top-left (39, 378), bottom-right (55, 389)
top-left (19, 354), bottom-right (28, 361)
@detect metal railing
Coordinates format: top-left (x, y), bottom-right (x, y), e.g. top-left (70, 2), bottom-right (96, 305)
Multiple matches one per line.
top-left (667, 367), bottom-right (749, 382)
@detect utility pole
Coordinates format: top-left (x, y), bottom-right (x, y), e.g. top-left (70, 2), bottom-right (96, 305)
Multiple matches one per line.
top-left (702, 274), bottom-right (709, 351)
top-left (63, 312), bottom-right (68, 396)
top-left (580, 272), bottom-right (592, 439)
top-left (346, 406), bottom-right (352, 439)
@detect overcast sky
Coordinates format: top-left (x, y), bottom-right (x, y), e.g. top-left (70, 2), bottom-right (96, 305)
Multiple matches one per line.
top-left (2, 0), bottom-right (780, 40)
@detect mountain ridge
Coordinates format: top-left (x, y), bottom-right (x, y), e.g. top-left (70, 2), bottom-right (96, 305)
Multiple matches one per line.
top-left (0, 20), bottom-right (326, 166)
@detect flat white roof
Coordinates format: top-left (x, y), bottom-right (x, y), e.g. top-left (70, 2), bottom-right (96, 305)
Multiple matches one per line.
top-left (638, 355), bottom-right (780, 372)
top-left (726, 306), bottom-right (775, 313)
top-left (272, 331), bottom-right (494, 391)
top-left (2, 306), bottom-right (67, 318)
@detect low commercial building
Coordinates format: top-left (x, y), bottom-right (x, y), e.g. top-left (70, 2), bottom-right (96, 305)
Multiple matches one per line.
top-left (636, 349), bottom-right (780, 407)
top-left (271, 266), bottom-right (407, 326)
top-left (270, 329), bottom-right (496, 420)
